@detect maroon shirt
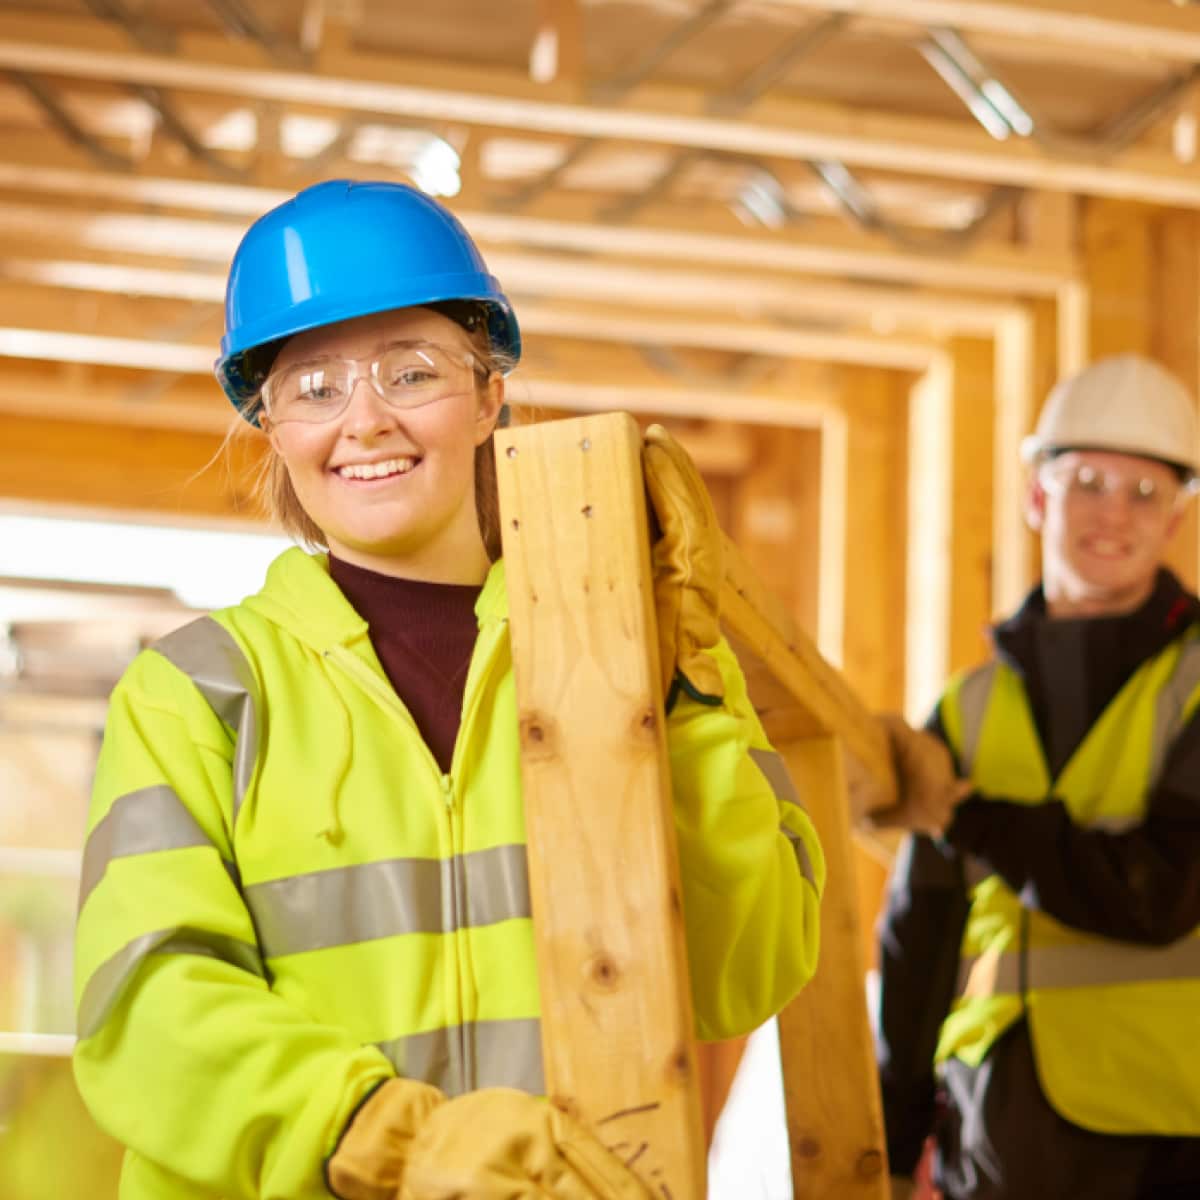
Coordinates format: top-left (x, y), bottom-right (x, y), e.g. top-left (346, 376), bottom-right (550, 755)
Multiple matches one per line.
top-left (329, 555), bottom-right (481, 773)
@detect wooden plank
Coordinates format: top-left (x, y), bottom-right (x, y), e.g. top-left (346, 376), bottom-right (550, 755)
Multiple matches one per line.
top-left (1151, 210), bottom-right (1200, 592)
top-left (776, 734), bottom-right (888, 1199)
top-left (775, 0), bottom-right (1200, 62)
top-left (721, 534), bottom-right (896, 812)
top-left (0, 413), bottom-right (264, 519)
top-left (948, 337), bottom-right (997, 674)
top-left (494, 412), bottom-right (707, 1199)
top-left (3, 12), bottom-right (1200, 207)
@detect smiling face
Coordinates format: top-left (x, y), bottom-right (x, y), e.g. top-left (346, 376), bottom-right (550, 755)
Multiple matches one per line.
top-left (261, 306), bottom-right (503, 583)
top-left (1027, 449), bottom-right (1185, 617)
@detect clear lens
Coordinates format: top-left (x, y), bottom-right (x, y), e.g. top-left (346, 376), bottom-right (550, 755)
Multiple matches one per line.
top-left (263, 341), bottom-right (478, 423)
top-left (1039, 459), bottom-right (1180, 516)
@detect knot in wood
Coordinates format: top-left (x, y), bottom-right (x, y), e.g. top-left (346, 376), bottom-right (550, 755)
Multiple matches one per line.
top-left (549, 1093), bottom-right (581, 1119)
top-left (585, 952), bottom-right (621, 991)
top-left (633, 707), bottom-right (658, 741)
top-left (666, 1044), bottom-right (691, 1082)
top-left (856, 1149), bottom-right (884, 1179)
top-left (794, 1136), bottom-right (821, 1160)
top-left (519, 713), bottom-right (556, 757)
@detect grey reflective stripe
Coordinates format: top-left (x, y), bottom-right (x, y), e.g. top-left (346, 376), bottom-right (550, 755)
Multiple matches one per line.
top-left (1149, 635), bottom-right (1200, 784)
top-left (245, 843), bottom-right (531, 958)
top-left (781, 827), bottom-right (817, 888)
top-left (78, 785), bottom-right (233, 913)
top-left (749, 747), bottom-right (805, 810)
top-left (377, 1017), bottom-right (544, 1098)
top-left (957, 935), bottom-right (1200, 999)
top-left (749, 747), bottom-right (816, 887)
top-left (77, 926), bottom-right (265, 1039)
top-left (153, 617), bottom-right (260, 818)
top-left (955, 663), bottom-right (998, 775)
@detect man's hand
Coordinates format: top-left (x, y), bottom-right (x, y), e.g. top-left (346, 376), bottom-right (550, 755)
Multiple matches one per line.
top-left (859, 714), bottom-right (973, 838)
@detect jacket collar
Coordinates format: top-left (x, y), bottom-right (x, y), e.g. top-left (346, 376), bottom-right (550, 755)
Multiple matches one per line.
top-left (242, 546), bottom-right (508, 653)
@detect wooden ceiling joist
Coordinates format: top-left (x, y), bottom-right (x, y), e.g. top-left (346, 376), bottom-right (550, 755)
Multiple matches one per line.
top-left (773, 0), bottom-right (1200, 65)
top-left (0, 160), bottom-right (1076, 296)
top-left (0, 11), bottom-right (1198, 208)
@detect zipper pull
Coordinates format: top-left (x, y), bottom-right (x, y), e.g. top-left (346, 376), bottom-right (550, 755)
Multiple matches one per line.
top-left (441, 774), bottom-right (454, 811)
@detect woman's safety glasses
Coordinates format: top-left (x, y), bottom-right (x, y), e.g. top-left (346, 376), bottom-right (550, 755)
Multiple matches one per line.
top-left (1037, 456), bottom-right (1193, 518)
top-left (262, 340), bottom-right (485, 424)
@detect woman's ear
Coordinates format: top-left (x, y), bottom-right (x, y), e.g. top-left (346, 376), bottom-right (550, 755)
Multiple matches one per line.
top-left (475, 373), bottom-right (505, 444)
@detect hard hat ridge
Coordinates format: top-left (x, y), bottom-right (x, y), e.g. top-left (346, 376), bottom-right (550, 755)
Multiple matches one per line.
top-left (1021, 354), bottom-right (1199, 477)
top-left (215, 179), bottom-right (521, 422)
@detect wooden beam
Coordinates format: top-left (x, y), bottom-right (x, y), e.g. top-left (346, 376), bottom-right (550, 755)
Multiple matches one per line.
top-left (0, 315), bottom-right (933, 376)
top-left (721, 534), bottom-right (895, 811)
top-left (516, 301), bottom-right (938, 371)
top-left (1151, 210), bottom-right (1200, 592)
top-left (530, 0), bottom-right (584, 87)
top-left (0, 413), bottom-right (264, 519)
top-left (835, 367), bottom-right (909, 712)
top-left (776, 735), bottom-right (887, 1199)
top-left (0, 244), bottom-right (1022, 337)
top-left (0, 360), bottom-right (844, 433)
top-left (948, 337), bottom-right (997, 674)
top-left (0, 11), bottom-right (1197, 207)
top-left (774, 0), bottom-right (1200, 64)
top-left (992, 312), bottom-right (1038, 615)
top-left (0, 159), bottom-right (1076, 295)
top-left (494, 412), bottom-right (707, 1198)
top-left (905, 356), bottom-right (953, 721)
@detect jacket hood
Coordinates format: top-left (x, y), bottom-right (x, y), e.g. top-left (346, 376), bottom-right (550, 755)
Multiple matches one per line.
top-left (239, 546), bottom-right (509, 653)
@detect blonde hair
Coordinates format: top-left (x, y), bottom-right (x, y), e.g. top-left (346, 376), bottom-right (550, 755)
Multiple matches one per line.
top-left (239, 306), bottom-right (516, 560)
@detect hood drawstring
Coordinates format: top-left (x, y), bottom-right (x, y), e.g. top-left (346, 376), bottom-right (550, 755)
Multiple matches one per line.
top-left (316, 649), bottom-right (354, 845)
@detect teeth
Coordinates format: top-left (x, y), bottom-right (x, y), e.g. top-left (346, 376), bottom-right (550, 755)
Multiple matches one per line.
top-left (337, 458), bottom-right (415, 480)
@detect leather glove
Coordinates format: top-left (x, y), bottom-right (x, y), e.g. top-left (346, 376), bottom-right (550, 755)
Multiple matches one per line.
top-left (642, 424), bottom-right (725, 710)
top-left (864, 714), bottom-right (973, 838)
top-left (326, 1077), bottom-right (446, 1200)
top-left (398, 1088), bottom-right (654, 1199)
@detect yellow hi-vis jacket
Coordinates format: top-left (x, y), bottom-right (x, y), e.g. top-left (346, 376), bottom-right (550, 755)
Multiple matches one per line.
top-left (935, 628), bottom-right (1200, 1135)
top-left (73, 547), bottom-right (825, 1200)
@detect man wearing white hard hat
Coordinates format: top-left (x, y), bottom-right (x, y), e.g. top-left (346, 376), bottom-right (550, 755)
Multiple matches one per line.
top-left (875, 354), bottom-right (1200, 1199)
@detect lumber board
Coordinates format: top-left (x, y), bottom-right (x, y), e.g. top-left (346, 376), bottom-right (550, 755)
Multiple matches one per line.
top-left (776, 735), bottom-right (889, 1199)
top-left (719, 534), bottom-right (897, 813)
top-left (495, 411), bottom-right (707, 1198)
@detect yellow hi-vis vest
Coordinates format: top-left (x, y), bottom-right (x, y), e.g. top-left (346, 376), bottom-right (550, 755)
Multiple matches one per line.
top-left (935, 627), bottom-right (1200, 1135)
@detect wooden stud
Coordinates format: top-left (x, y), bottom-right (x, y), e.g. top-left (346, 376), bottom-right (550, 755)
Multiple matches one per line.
top-left (1150, 210), bottom-right (1200, 591)
top-left (776, 734), bottom-right (888, 1199)
top-left (495, 412), bottom-right (707, 1199)
top-left (949, 336), bottom-right (998, 674)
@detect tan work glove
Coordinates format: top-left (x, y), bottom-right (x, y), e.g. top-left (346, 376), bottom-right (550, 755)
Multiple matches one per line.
top-left (398, 1088), bottom-right (654, 1199)
top-left (642, 424), bottom-right (725, 710)
top-left (889, 1176), bottom-right (918, 1200)
top-left (863, 714), bottom-right (973, 838)
top-left (326, 1077), bottom-right (446, 1200)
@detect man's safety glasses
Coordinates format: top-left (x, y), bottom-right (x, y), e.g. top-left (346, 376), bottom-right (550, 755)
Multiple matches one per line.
top-left (1038, 456), bottom-right (1195, 518)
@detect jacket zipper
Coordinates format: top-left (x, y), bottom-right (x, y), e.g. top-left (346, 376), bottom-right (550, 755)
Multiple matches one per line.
top-left (324, 624), bottom-right (507, 1091)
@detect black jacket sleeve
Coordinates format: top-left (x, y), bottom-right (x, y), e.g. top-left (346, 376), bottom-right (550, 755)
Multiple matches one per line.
top-left (876, 831), bottom-right (970, 1177)
top-left (943, 711), bottom-right (1200, 946)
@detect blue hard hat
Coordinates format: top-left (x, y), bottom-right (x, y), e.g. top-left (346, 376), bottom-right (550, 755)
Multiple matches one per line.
top-left (215, 179), bottom-right (521, 421)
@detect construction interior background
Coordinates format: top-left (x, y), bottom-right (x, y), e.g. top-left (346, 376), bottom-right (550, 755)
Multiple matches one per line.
top-left (2, 0), bottom-right (1199, 1197)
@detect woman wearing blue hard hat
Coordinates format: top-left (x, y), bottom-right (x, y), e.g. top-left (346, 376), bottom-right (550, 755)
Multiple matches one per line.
top-left (72, 179), bottom-right (825, 1199)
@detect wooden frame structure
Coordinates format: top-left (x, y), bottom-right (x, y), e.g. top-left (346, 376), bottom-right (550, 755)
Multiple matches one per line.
top-left (497, 411), bottom-right (898, 1198)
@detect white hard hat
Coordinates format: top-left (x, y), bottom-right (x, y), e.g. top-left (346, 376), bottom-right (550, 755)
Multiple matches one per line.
top-left (1020, 354), bottom-right (1199, 476)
